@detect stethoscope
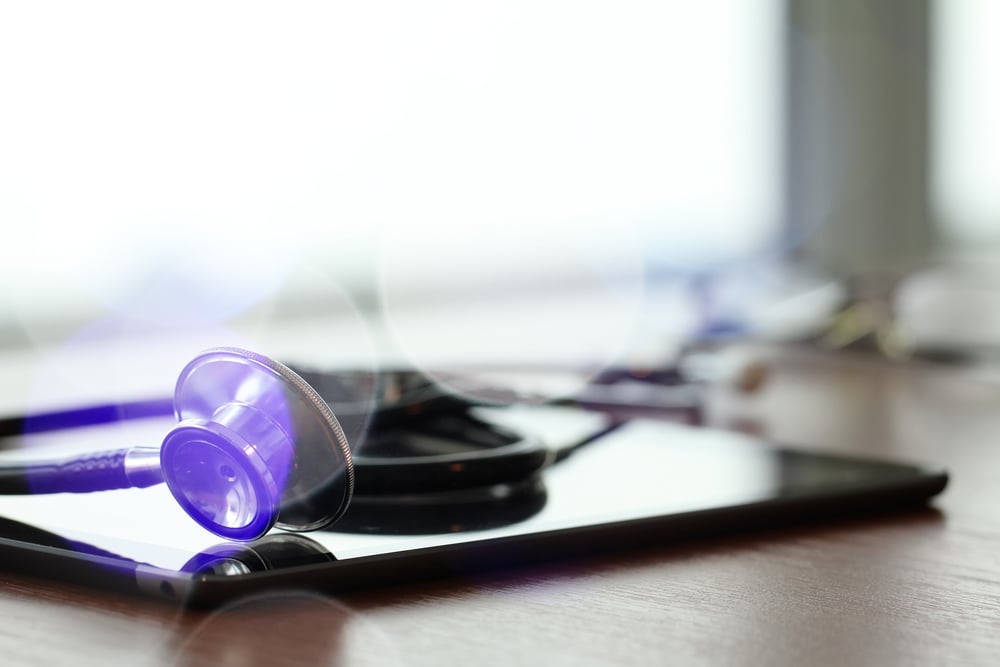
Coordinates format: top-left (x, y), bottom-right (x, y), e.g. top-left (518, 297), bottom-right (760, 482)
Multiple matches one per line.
top-left (0, 346), bottom-right (750, 542)
top-left (0, 347), bottom-right (551, 541)
top-left (0, 348), bottom-right (356, 541)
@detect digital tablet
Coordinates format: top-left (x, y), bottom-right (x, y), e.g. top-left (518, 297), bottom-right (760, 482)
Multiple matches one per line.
top-left (0, 406), bottom-right (948, 607)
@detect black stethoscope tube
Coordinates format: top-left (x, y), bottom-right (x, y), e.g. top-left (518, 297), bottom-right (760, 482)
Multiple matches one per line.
top-left (0, 396), bottom-right (553, 496)
top-left (0, 398), bottom-right (175, 437)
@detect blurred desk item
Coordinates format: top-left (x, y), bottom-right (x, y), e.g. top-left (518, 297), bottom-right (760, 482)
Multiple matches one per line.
top-left (807, 258), bottom-right (1000, 364)
top-left (895, 259), bottom-right (1000, 360)
top-left (2, 344), bottom-right (1000, 665)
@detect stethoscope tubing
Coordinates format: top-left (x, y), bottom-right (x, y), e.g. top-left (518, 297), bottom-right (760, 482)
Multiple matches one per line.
top-left (0, 397), bottom-right (553, 497)
top-left (0, 398), bottom-right (175, 437)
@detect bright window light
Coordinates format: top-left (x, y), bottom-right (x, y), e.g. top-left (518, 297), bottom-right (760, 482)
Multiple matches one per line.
top-left (933, 0), bottom-right (1000, 244)
top-left (0, 1), bottom-right (782, 338)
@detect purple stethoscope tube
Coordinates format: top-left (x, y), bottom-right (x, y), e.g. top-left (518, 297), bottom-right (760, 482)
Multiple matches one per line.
top-left (0, 348), bottom-right (355, 542)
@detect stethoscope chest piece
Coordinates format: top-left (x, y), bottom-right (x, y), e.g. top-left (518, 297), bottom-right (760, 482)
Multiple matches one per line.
top-left (161, 348), bottom-right (354, 541)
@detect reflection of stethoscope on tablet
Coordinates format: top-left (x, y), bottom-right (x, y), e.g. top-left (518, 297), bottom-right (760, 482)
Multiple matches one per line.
top-left (0, 347), bottom-right (553, 541)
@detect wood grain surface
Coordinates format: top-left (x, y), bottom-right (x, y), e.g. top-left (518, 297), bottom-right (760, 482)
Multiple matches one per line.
top-left (3, 346), bottom-right (1000, 666)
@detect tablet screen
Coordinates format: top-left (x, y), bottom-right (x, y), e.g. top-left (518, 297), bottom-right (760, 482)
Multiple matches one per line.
top-left (0, 406), bottom-right (946, 603)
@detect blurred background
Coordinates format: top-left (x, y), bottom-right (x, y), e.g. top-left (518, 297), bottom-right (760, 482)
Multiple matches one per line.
top-left (0, 0), bottom-right (998, 405)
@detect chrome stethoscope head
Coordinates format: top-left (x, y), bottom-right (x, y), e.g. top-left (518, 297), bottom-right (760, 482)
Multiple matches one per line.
top-left (160, 347), bottom-right (354, 541)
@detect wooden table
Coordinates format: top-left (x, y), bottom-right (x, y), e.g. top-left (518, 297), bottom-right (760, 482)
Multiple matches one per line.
top-left (2, 346), bottom-right (999, 666)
